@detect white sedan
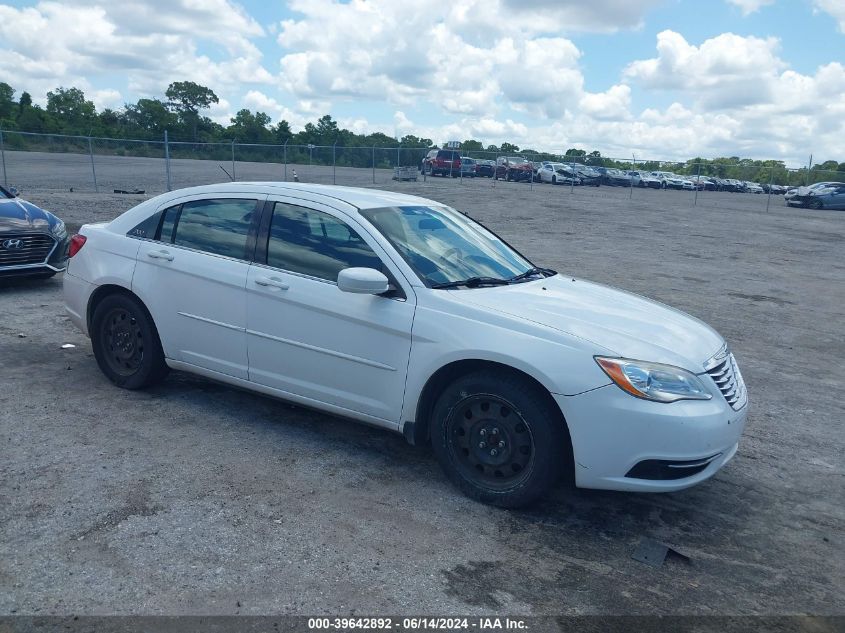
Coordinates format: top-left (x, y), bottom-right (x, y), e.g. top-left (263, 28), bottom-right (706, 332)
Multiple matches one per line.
top-left (64, 183), bottom-right (748, 507)
top-left (536, 162), bottom-right (580, 185)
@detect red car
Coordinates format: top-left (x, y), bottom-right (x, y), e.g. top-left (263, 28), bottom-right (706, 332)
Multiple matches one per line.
top-left (495, 156), bottom-right (533, 182)
top-left (422, 149), bottom-right (462, 177)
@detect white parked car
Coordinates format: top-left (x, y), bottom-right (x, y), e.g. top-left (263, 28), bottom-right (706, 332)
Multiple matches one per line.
top-left (64, 183), bottom-right (748, 507)
top-left (536, 162), bottom-right (580, 185)
top-left (628, 171), bottom-right (662, 189)
top-left (651, 171), bottom-right (695, 190)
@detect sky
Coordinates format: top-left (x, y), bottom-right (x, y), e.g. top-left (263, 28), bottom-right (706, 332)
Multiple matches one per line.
top-left (0, 0), bottom-right (843, 165)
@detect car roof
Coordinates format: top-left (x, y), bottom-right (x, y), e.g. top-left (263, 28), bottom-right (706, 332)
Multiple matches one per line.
top-left (171, 182), bottom-right (439, 211)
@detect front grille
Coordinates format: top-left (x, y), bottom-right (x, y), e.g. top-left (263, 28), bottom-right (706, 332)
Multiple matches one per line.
top-left (0, 233), bottom-right (56, 267)
top-left (705, 348), bottom-right (747, 410)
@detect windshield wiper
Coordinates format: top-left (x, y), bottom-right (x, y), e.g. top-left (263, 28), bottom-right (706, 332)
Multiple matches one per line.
top-left (431, 276), bottom-right (511, 289)
top-left (508, 267), bottom-right (556, 283)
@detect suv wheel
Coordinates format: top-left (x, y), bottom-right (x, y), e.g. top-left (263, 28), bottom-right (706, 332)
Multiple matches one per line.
top-left (431, 370), bottom-right (567, 508)
top-left (91, 293), bottom-right (169, 389)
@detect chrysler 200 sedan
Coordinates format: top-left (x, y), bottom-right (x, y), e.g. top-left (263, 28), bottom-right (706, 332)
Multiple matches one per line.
top-left (64, 183), bottom-right (748, 507)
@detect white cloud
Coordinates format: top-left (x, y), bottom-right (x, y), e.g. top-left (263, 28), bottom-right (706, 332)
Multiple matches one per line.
top-left (0, 0), bottom-right (272, 102)
top-left (624, 30), bottom-right (785, 109)
top-left (814, 0), bottom-right (845, 32)
top-left (276, 0), bottom-right (640, 118)
top-left (725, 0), bottom-right (775, 16)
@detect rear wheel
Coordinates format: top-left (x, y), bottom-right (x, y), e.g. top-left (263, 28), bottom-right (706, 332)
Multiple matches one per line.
top-left (91, 293), bottom-right (169, 389)
top-left (431, 370), bottom-right (568, 508)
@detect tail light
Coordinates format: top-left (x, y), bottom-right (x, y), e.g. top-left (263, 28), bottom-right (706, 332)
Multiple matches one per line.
top-left (68, 234), bottom-right (87, 258)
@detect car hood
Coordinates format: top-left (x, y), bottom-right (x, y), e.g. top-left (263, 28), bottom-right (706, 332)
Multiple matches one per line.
top-left (453, 275), bottom-right (724, 370)
top-left (0, 197), bottom-right (55, 233)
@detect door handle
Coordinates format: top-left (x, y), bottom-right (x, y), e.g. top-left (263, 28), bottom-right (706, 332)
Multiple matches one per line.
top-left (254, 276), bottom-right (289, 290)
top-left (147, 250), bottom-right (174, 261)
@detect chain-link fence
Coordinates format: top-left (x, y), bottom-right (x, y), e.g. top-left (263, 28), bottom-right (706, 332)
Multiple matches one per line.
top-left (1, 129), bottom-right (841, 213)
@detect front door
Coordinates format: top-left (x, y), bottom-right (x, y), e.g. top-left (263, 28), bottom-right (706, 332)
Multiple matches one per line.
top-left (246, 198), bottom-right (416, 425)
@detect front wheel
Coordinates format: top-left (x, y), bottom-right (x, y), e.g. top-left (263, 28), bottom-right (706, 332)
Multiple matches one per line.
top-left (431, 370), bottom-right (568, 508)
top-left (91, 293), bottom-right (169, 389)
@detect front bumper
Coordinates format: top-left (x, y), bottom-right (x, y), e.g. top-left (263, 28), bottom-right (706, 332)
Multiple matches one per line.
top-left (554, 384), bottom-right (748, 492)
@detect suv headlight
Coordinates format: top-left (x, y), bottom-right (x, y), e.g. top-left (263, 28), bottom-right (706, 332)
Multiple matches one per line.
top-left (595, 357), bottom-right (712, 403)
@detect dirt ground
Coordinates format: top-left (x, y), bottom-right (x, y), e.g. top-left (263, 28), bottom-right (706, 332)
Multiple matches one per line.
top-left (1, 152), bottom-right (843, 617)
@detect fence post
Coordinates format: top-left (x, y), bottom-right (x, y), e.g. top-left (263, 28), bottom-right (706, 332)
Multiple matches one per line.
top-left (231, 140), bottom-right (236, 181)
top-left (88, 136), bottom-right (98, 193)
top-left (164, 130), bottom-right (172, 191)
top-left (283, 140), bottom-right (288, 181)
top-left (629, 154), bottom-right (635, 199)
top-left (333, 140), bottom-right (337, 185)
top-left (766, 166), bottom-right (774, 212)
top-left (693, 162), bottom-right (701, 206)
top-left (0, 127), bottom-right (7, 189)
top-left (372, 146), bottom-right (375, 184)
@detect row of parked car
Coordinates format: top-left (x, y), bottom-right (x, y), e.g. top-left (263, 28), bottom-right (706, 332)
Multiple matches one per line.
top-left (419, 149), bottom-right (795, 194)
top-left (784, 181), bottom-right (845, 209)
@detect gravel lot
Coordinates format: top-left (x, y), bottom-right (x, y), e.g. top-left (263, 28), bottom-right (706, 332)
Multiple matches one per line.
top-left (1, 152), bottom-right (843, 617)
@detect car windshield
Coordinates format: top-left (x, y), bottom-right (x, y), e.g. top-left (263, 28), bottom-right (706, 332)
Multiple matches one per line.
top-left (359, 205), bottom-right (533, 287)
top-left (508, 157), bottom-right (527, 165)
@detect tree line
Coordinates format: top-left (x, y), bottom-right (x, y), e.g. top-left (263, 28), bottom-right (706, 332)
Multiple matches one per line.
top-left (0, 80), bottom-right (842, 183)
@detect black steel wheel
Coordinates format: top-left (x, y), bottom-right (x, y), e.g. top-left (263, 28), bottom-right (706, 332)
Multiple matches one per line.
top-left (100, 306), bottom-right (145, 377)
top-left (431, 370), bottom-right (570, 508)
top-left (91, 293), bottom-right (169, 389)
top-left (446, 394), bottom-right (534, 491)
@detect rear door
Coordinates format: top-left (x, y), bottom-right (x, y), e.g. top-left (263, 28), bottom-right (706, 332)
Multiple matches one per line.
top-left (132, 194), bottom-right (265, 379)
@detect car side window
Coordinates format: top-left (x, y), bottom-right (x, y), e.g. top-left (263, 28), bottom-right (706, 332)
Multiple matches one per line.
top-left (265, 202), bottom-right (383, 283)
top-left (170, 198), bottom-right (257, 259)
top-left (158, 204), bottom-right (180, 242)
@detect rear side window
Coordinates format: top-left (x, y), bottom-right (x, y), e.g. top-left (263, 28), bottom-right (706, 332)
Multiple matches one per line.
top-left (158, 205), bottom-right (180, 243)
top-left (265, 202), bottom-right (382, 282)
top-left (170, 198), bottom-right (257, 259)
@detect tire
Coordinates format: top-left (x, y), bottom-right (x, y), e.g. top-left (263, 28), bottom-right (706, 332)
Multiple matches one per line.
top-left (430, 369), bottom-right (568, 508)
top-left (811, 199), bottom-right (823, 209)
top-left (91, 293), bottom-right (169, 390)
top-left (551, 176), bottom-right (556, 185)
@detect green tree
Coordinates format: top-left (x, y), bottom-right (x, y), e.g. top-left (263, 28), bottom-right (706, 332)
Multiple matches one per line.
top-left (586, 150), bottom-right (603, 166)
top-left (460, 139), bottom-right (484, 153)
top-left (499, 142), bottom-right (520, 153)
top-left (46, 87), bottom-right (96, 131)
top-left (272, 120), bottom-right (293, 144)
top-left (124, 98), bottom-right (177, 137)
top-left (18, 91), bottom-right (32, 116)
top-left (165, 81), bottom-right (219, 141)
top-left (400, 134), bottom-right (433, 148)
top-left (0, 82), bottom-right (15, 122)
top-left (227, 109), bottom-right (272, 143)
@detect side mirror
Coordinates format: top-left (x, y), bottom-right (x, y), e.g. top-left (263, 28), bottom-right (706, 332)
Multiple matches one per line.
top-left (9, 187), bottom-right (19, 197)
top-left (337, 267), bottom-right (390, 295)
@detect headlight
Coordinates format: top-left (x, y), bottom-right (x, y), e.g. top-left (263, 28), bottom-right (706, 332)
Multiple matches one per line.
top-left (51, 220), bottom-right (67, 238)
top-left (595, 357), bottom-right (712, 403)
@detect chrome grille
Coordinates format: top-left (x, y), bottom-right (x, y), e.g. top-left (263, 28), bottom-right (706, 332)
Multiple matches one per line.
top-left (705, 347), bottom-right (747, 410)
top-left (0, 233), bottom-right (56, 267)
